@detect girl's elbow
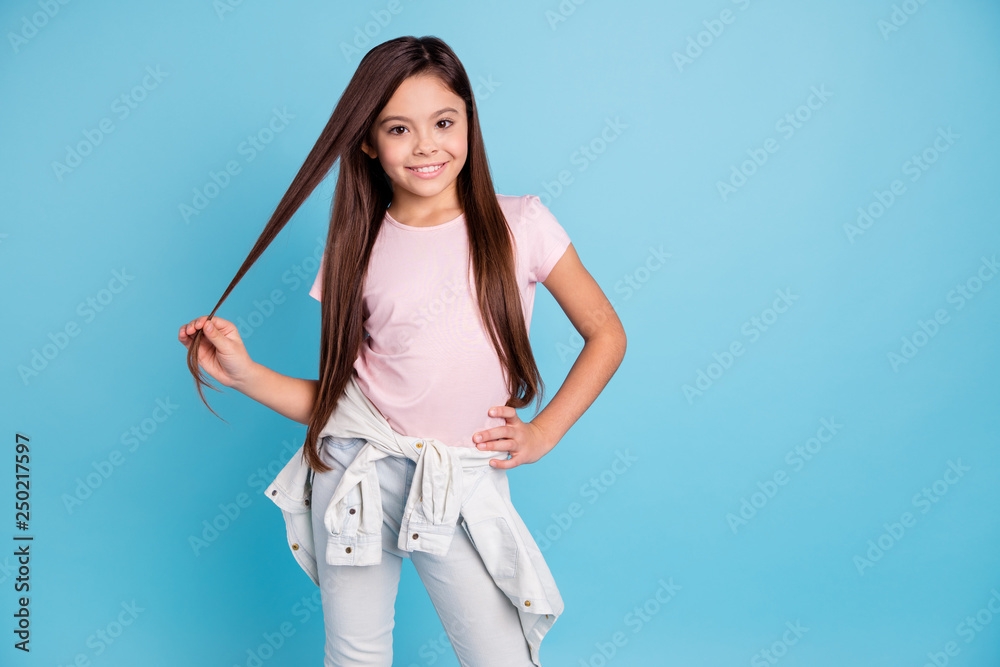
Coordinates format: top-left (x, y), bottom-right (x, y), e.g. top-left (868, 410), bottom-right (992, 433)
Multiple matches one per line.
top-left (615, 327), bottom-right (627, 362)
top-left (585, 322), bottom-right (627, 359)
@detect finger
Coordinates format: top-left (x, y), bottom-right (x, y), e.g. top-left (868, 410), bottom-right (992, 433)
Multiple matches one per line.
top-left (488, 406), bottom-right (516, 421)
top-left (179, 322), bottom-right (197, 344)
top-left (475, 425), bottom-right (515, 448)
top-left (204, 316), bottom-right (230, 334)
top-left (182, 319), bottom-right (204, 340)
top-left (474, 432), bottom-right (498, 448)
top-left (201, 317), bottom-right (231, 349)
top-left (489, 452), bottom-right (516, 469)
top-left (473, 429), bottom-right (494, 446)
top-left (193, 315), bottom-right (216, 334)
top-left (478, 437), bottom-right (515, 452)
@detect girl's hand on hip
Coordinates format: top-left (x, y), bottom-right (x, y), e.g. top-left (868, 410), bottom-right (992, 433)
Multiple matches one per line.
top-left (473, 406), bottom-right (555, 469)
top-left (178, 315), bottom-right (253, 389)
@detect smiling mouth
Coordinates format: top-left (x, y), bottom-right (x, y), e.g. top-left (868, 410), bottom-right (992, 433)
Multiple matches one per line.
top-left (407, 163), bottom-right (445, 174)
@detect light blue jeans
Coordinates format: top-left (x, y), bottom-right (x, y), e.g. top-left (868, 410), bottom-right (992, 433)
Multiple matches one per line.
top-left (311, 435), bottom-right (535, 667)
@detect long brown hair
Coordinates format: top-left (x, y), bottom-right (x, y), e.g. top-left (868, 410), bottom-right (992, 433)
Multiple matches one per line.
top-left (186, 35), bottom-right (546, 473)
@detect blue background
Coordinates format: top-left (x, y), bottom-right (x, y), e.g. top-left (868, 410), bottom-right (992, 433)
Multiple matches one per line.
top-left (2, 0), bottom-right (999, 665)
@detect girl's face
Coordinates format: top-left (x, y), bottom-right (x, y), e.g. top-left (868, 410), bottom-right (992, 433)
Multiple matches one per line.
top-left (362, 74), bottom-right (468, 208)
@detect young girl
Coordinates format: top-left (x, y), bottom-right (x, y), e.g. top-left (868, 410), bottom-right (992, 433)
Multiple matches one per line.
top-left (179, 35), bottom-right (626, 666)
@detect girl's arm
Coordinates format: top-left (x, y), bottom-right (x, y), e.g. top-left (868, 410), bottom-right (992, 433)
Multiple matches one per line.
top-left (179, 315), bottom-right (317, 426)
top-left (231, 362), bottom-right (318, 426)
top-left (531, 243), bottom-right (627, 448)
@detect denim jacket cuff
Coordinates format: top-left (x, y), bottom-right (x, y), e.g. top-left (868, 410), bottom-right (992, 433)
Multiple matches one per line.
top-left (324, 533), bottom-right (383, 566)
top-left (396, 520), bottom-right (455, 556)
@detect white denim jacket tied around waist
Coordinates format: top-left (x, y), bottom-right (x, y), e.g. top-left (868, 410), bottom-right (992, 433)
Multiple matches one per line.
top-left (264, 373), bottom-right (564, 666)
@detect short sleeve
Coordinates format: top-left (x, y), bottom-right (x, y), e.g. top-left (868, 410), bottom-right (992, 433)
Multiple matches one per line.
top-left (308, 256), bottom-right (323, 301)
top-left (521, 195), bottom-right (571, 283)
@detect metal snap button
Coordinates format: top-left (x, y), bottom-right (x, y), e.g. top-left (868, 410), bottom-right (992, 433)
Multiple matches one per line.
top-left (304, 499), bottom-right (310, 506)
top-left (415, 442), bottom-right (423, 448)
top-left (349, 508), bottom-right (356, 515)
top-left (270, 490), bottom-right (277, 496)
top-left (345, 547), bottom-right (352, 553)
top-left (412, 533), bottom-right (419, 539)
top-left (524, 600), bottom-right (531, 607)
top-left (291, 543), bottom-right (299, 551)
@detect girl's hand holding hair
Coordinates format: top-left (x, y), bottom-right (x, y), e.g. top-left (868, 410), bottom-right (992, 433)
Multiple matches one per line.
top-left (473, 407), bottom-right (556, 469)
top-left (177, 315), bottom-right (254, 390)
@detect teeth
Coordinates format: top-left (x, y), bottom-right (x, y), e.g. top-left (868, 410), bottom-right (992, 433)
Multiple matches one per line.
top-left (410, 164), bottom-right (442, 173)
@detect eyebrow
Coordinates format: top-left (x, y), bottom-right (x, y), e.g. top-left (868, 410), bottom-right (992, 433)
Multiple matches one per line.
top-left (379, 108), bottom-right (459, 126)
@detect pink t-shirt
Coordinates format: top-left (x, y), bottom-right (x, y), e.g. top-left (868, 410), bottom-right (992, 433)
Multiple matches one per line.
top-left (309, 193), bottom-right (571, 448)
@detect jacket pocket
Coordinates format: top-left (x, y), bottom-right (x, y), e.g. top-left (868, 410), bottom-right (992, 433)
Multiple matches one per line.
top-left (463, 516), bottom-right (518, 579)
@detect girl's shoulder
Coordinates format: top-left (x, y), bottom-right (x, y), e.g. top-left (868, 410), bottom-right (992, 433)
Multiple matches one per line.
top-left (494, 193), bottom-right (555, 231)
top-left (494, 193), bottom-right (572, 284)
top-left (494, 193), bottom-right (525, 220)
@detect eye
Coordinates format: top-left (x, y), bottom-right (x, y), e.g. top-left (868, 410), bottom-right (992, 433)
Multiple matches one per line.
top-left (387, 119), bottom-right (454, 136)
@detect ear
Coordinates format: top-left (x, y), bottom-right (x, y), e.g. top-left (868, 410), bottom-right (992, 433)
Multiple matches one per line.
top-left (361, 139), bottom-right (377, 160)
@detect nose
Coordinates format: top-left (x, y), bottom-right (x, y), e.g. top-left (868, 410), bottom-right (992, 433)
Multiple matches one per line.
top-left (412, 129), bottom-right (438, 156)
